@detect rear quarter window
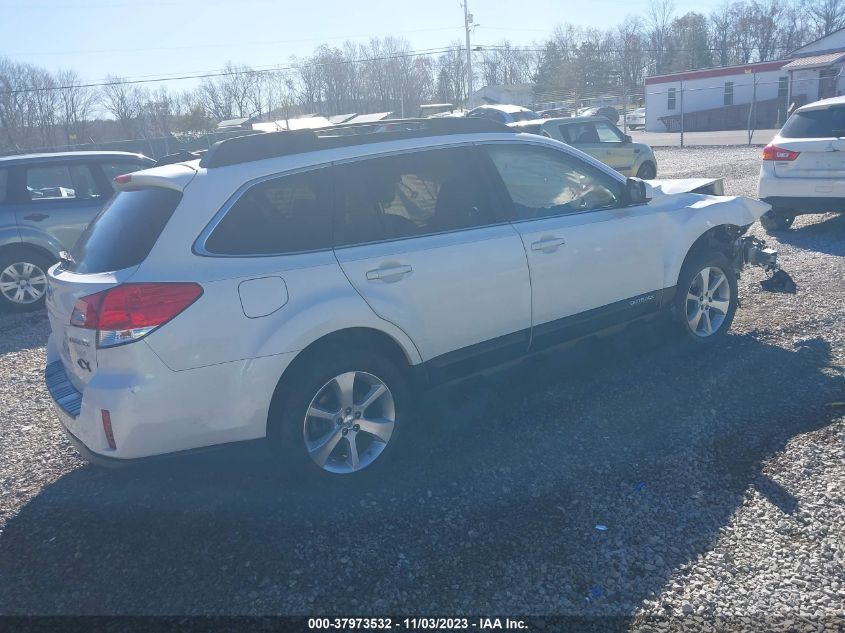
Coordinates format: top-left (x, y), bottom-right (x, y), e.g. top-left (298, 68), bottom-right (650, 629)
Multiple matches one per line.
top-left (203, 169), bottom-right (332, 255)
top-left (69, 188), bottom-right (182, 273)
top-left (781, 106), bottom-right (845, 138)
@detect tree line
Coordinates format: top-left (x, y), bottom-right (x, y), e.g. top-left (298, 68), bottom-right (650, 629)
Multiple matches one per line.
top-left (1, 0), bottom-right (842, 153)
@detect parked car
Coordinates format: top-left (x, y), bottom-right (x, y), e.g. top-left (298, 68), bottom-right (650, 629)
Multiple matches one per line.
top-left (465, 104), bottom-right (539, 124)
top-left (44, 119), bottom-right (773, 476)
top-left (624, 107), bottom-right (646, 130)
top-left (578, 106), bottom-right (620, 125)
top-left (418, 103), bottom-right (460, 118)
top-left (758, 95), bottom-right (845, 231)
top-left (0, 151), bottom-right (154, 311)
top-left (537, 107), bottom-right (572, 118)
top-left (509, 116), bottom-right (658, 179)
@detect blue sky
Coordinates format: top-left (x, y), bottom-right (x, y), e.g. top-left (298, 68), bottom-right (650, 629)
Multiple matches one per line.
top-left (4, 0), bottom-right (706, 88)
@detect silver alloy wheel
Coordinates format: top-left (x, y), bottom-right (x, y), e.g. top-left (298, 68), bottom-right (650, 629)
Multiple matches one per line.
top-left (685, 266), bottom-right (731, 337)
top-left (303, 370), bottom-right (396, 474)
top-left (0, 262), bottom-right (48, 305)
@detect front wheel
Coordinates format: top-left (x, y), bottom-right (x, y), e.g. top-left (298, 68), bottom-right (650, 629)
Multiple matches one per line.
top-left (636, 161), bottom-right (657, 179)
top-left (759, 209), bottom-right (795, 232)
top-left (271, 349), bottom-right (410, 479)
top-left (673, 252), bottom-right (738, 343)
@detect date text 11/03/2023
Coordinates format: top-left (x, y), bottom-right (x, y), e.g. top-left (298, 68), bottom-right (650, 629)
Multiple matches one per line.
top-left (307, 617), bottom-right (529, 630)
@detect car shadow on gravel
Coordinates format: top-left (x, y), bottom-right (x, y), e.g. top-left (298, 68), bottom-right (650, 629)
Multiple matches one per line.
top-left (0, 321), bottom-right (843, 617)
top-left (775, 212), bottom-right (845, 256)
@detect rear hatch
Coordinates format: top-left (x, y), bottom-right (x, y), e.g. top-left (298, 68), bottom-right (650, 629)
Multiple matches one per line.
top-left (773, 104), bottom-right (845, 178)
top-left (46, 186), bottom-right (185, 390)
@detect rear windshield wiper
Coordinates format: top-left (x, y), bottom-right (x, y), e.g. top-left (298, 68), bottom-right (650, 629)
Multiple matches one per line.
top-left (58, 250), bottom-right (76, 266)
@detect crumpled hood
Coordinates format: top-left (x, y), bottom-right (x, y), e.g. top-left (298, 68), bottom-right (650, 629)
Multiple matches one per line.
top-left (644, 177), bottom-right (771, 224)
top-left (647, 177), bottom-right (725, 197)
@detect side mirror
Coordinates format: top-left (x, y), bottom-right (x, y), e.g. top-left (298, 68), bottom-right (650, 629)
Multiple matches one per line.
top-left (624, 134), bottom-right (632, 143)
top-left (626, 177), bottom-right (651, 204)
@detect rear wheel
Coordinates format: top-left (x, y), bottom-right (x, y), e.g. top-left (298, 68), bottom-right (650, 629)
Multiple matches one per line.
top-left (673, 251), bottom-right (738, 343)
top-left (760, 209), bottom-right (795, 232)
top-left (270, 348), bottom-right (410, 479)
top-left (636, 161), bottom-right (657, 179)
top-left (0, 249), bottom-right (53, 312)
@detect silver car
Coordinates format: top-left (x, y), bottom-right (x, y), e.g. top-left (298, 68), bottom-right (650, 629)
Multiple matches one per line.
top-left (0, 151), bottom-right (154, 311)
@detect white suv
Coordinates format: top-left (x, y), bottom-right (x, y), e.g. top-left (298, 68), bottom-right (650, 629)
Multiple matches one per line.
top-left (758, 95), bottom-right (845, 231)
top-left (44, 119), bottom-right (773, 476)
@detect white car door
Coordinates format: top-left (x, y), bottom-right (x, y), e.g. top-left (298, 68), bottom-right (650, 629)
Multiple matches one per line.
top-left (332, 146), bottom-right (532, 382)
top-left (482, 142), bottom-right (666, 349)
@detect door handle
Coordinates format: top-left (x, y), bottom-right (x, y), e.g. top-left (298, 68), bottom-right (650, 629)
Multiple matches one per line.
top-left (366, 264), bottom-right (413, 281)
top-left (24, 213), bottom-right (49, 221)
top-left (530, 237), bottom-right (566, 252)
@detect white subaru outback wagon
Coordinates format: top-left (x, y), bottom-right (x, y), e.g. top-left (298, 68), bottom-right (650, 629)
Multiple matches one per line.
top-left (44, 119), bottom-right (774, 477)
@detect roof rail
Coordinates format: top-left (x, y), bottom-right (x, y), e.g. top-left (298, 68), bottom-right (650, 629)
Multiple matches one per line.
top-left (199, 117), bottom-right (514, 169)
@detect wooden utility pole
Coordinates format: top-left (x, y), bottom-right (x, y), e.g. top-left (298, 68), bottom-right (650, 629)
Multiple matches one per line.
top-left (464, 1), bottom-right (474, 108)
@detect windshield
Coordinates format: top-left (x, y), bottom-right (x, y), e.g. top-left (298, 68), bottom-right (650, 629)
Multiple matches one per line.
top-left (780, 106), bottom-right (845, 138)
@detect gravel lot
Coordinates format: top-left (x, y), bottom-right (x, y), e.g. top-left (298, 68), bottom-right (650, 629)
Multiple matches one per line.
top-left (0, 146), bottom-right (843, 630)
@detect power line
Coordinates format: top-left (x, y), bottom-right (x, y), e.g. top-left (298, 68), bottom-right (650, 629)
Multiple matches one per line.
top-left (0, 46), bottom-right (464, 96)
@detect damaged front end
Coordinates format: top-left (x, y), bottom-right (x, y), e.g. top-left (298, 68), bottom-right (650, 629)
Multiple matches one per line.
top-left (732, 235), bottom-right (797, 293)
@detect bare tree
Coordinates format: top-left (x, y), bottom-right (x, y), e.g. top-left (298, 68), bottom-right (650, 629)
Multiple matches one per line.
top-left (804, 0), bottom-right (845, 36)
top-left (56, 69), bottom-right (96, 145)
top-left (100, 76), bottom-right (145, 138)
top-left (648, 0), bottom-right (676, 74)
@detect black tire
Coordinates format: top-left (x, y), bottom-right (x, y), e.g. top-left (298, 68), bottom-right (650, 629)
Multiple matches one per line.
top-left (269, 348), bottom-right (411, 481)
top-left (0, 248), bottom-right (53, 313)
top-left (636, 161), bottom-right (657, 179)
top-left (673, 250), bottom-right (738, 344)
top-left (759, 209), bottom-right (795, 233)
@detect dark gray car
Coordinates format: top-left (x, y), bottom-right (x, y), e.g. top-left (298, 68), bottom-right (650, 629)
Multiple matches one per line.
top-left (0, 151), bottom-right (154, 311)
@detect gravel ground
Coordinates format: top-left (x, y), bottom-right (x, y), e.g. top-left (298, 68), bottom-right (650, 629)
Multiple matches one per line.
top-left (0, 146), bottom-right (843, 630)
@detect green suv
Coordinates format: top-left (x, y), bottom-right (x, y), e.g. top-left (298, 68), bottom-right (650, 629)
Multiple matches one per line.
top-left (510, 116), bottom-right (657, 180)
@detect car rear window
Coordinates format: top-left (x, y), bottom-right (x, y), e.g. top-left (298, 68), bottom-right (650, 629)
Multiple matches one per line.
top-left (780, 106), bottom-right (845, 138)
top-left (68, 188), bottom-right (182, 274)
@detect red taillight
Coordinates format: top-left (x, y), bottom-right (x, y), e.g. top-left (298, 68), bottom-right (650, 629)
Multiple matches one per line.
top-left (763, 145), bottom-right (800, 161)
top-left (70, 283), bottom-right (202, 347)
top-left (113, 173), bottom-right (132, 185)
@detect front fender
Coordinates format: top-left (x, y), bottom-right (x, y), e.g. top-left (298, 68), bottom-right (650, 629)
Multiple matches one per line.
top-left (659, 194), bottom-right (772, 286)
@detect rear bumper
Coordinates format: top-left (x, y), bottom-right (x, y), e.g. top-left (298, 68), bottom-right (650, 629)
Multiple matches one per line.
top-left (758, 164), bottom-right (845, 213)
top-left (760, 196), bottom-right (845, 214)
top-left (44, 333), bottom-right (297, 462)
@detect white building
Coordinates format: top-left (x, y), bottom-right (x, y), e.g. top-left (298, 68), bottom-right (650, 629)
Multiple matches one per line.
top-left (644, 60), bottom-right (790, 132)
top-left (783, 28), bottom-right (845, 106)
top-left (644, 27), bottom-right (845, 132)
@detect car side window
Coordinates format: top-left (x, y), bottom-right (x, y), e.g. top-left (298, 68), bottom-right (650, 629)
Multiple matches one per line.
top-left (204, 168), bottom-right (332, 255)
top-left (99, 162), bottom-right (152, 185)
top-left (334, 147), bottom-right (498, 247)
top-left (25, 164), bottom-right (101, 201)
top-left (485, 144), bottom-right (622, 220)
top-left (595, 122), bottom-right (624, 143)
top-left (562, 123), bottom-right (600, 144)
